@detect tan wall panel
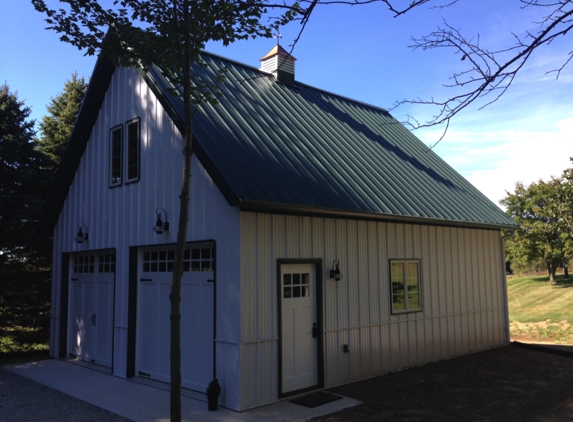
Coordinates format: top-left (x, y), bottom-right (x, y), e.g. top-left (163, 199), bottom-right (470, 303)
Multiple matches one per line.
top-left (239, 212), bottom-right (508, 409)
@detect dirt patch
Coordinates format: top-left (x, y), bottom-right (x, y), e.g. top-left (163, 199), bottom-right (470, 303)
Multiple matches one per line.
top-left (512, 320), bottom-right (572, 331)
top-left (311, 344), bottom-right (573, 422)
top-left (511, 320), bottom-right (573, 344)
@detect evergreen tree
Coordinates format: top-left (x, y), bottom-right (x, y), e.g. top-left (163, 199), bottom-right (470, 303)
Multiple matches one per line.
top-left (0, 84), bottom-right (51, 337)
top-left (36, 73), bottom-right (87, 171)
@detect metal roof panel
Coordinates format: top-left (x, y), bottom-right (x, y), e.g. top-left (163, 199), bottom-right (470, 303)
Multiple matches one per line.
top-left (147, 53), bottom-right (518, 229)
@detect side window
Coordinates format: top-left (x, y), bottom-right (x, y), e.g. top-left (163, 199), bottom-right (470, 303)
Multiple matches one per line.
top-left (125, 118), bottom-right (140, 183)
top-left (110, 125), bottom-right (123, 187)
top-left (390, 260), bottom-right (422, 314)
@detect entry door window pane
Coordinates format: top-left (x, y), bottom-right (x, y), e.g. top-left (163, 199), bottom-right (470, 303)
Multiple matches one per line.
top-left (283, 272), bottom-right (310, 299)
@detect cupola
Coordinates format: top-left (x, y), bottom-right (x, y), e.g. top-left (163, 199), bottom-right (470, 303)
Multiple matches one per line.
top-left (260, 45), bottom-right (296, 85)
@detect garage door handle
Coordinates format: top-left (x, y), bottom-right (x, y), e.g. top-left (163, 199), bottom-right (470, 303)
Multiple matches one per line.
top-left (140, 278), bottom-right (152, 282)
top-left (312, 323), bottom-right (318, 338)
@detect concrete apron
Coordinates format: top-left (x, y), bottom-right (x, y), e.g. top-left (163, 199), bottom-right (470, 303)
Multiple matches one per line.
top-left (6, 359), bottom-right (360, 422)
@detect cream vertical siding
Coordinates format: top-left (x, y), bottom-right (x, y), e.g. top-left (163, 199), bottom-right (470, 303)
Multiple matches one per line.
top-left (50, 67), bottom-right (243, 410)
top-left (239, 212), bottom-right (507, 410)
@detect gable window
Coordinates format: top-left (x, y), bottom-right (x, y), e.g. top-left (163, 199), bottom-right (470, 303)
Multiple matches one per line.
top-left (110, 125), bottom-right (123, 187)
top-left (390, 259), bottom-right (421, 314)
top-left (109, 118), bottom-right (141, 188)
top-left (125, 118), bottom-right (140, 183)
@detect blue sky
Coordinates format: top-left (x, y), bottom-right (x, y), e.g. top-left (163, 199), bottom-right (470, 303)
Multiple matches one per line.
top-left (2, 0), bottom-right (571, 207)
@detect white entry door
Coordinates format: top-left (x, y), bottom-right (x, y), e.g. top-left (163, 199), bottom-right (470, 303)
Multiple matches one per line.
top-left (137, 245), bottom-right (214, 392)
top-left (68, 252), bottom-right (115, 368)
top-left (281, 263), bottom-right (318, 394)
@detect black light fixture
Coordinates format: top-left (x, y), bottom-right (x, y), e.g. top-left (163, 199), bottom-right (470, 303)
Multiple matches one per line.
top-left (75, 223), bottom-right (89, 244)
top-left (153, 208), bottom-right (169, 234)
top-left (330, 259), bottom-right (343, 281)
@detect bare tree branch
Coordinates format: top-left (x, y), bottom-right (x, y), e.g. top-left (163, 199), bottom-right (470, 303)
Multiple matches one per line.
top-left (394, 0), bottom-right (573, 132)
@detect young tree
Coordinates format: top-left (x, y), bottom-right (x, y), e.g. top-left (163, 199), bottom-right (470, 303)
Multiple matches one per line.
top-left (36, 73), bottom-right (88, 171)
top-left (31, 1), bottom-right (307, 420)
top-left (0, 84), bottom-right (51, 336)
top-left (501, 179), bottom-right (568, 283)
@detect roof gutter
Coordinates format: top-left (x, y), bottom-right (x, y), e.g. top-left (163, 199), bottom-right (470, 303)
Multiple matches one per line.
top-left (238, 199), bottom-right (520, 231)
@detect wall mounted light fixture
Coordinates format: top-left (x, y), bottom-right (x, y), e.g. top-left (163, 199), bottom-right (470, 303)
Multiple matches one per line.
top-left (153, 208), bottom-right (170, 234)
top-left (330, 259), bottom-right (343, 281)
top-left (75, 223), bottom-right (89, 244)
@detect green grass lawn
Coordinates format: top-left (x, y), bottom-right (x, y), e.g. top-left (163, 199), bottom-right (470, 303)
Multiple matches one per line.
top-left (507, 274), bottom-right (573, 344)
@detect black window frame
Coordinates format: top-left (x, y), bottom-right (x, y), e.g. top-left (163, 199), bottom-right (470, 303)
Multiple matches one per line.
top-left (390, 259), bottom-right (422, 314)
top-left (125, 117), bottom-right (140, 184)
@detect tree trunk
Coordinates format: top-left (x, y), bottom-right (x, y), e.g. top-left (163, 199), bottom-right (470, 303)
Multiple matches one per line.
top-left (565, 265), bottom-right (569, 279)
top-left (170, 6), bottom-right (194, 418)
top-left (547, 261), bottom-right (556, 283)
top-left (170, 112), bottom-right (193, 422)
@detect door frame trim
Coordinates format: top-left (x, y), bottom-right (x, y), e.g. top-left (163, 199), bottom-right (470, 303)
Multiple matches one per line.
top-left (277, 258), bottom-right (324, 399)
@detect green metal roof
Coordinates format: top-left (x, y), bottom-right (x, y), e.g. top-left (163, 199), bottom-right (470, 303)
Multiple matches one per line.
top-left (40, 51), bottom-right (518, 236)
top-left (145, 53), bottom-right (517, 229)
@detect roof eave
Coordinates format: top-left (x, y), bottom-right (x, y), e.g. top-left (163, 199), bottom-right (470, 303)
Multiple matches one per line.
top-left (238, 199), bottom-right (519, 231)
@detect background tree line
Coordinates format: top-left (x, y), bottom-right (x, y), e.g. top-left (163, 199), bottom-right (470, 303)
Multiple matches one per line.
top-left (0, 75), bottom-right (87, 350)
top-left (502, 161), bottom-right (573, 283)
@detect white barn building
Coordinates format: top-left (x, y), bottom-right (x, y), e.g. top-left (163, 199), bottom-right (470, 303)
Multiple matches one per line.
top-left (41, 46), bottom-right (518, 411)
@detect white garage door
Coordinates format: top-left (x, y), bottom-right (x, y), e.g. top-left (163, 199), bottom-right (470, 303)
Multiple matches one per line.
top-left (68, 252), bottom-right (115, 368)
top-left (137, 244), bottom-right (214, 392)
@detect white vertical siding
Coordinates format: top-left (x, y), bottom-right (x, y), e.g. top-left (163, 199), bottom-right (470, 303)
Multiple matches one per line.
top-left (239, 212), bottom-right (508, 410)
top-left (51, 67), bottom-right (243, 409)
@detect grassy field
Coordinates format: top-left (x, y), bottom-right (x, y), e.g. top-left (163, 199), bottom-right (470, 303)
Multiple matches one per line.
top-left (508, 274), bottom-right (573, 344)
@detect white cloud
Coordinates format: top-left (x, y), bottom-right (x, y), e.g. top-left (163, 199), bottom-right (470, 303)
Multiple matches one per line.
top-left (429, 117), bottom-right (573, 207)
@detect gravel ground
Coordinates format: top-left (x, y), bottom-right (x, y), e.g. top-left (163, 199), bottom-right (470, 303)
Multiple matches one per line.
top-left (0, 368), bottom-right (132, 422)
top-left (312, 343), bottom-right (573, 422)
top-left (1, 344), bottom-right (573, 422)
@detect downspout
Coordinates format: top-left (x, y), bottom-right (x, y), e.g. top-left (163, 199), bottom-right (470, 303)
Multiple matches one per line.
top-left (206, 239), bottom-right (221, 410)
top-left (500, 230), bottom-right (515, 345)
top-left (213, 239), bottom-right (217, 380)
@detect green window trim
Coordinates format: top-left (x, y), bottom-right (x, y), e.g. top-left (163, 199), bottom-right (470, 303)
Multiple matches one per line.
top-left (390, 259), bottom-right (422, 314)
